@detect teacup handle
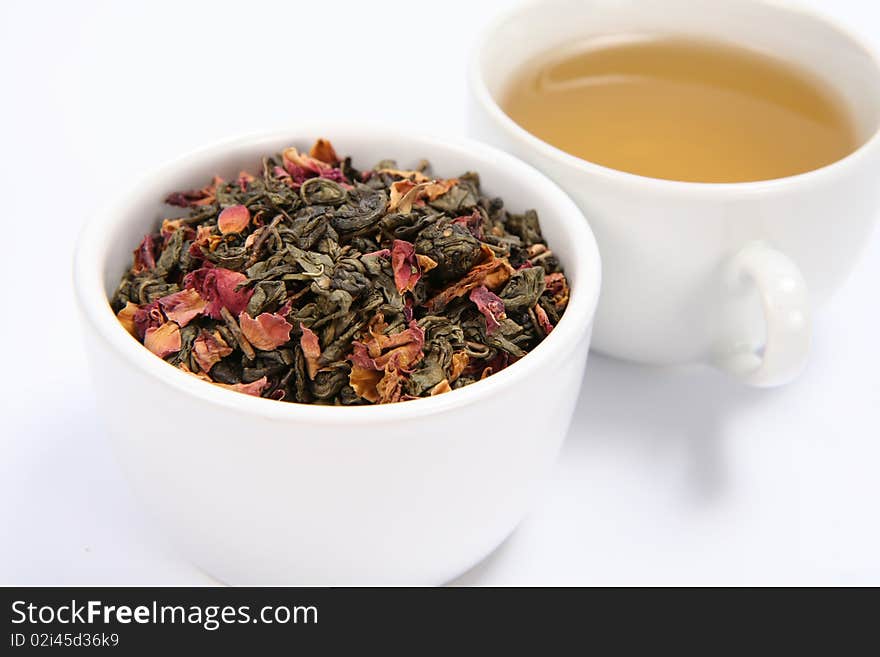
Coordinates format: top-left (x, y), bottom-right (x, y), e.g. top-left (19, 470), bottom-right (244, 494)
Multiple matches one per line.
top-left (714, 241), bottom-right (811, 387)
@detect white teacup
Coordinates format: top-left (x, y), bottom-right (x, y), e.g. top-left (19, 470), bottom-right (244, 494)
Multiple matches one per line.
top-left (73, 126), bottom-right (601, 585)
top-left (469, 0), bottom-right (880, 386)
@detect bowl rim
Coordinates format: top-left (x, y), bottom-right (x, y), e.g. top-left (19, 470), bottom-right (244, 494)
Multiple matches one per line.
top-left (73, 122), bottom-right (601, 424)
top-left (468, 0), bottom-right (880, 196)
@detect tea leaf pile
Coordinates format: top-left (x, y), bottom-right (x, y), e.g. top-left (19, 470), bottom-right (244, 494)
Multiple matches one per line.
top-left (111, 139), bottom-right (570, 404)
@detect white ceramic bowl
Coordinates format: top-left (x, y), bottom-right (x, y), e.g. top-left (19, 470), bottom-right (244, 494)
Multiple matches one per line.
top-left (73, 124), bottom-right (601, 585)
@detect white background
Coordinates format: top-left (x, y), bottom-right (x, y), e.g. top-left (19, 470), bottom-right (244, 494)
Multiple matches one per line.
top-left (2, 0), bottom-right (878, 585)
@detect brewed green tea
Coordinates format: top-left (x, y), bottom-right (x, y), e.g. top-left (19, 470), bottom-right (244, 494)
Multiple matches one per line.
top-left (502, 37), bottom-right (859, 182)
top-left (111, 139), bottom-right (570, 405)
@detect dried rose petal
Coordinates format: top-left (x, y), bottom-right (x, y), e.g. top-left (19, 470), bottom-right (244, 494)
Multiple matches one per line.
top-left (237, 170), bottom-right (255, 192)
top-left (160, 218), bottom-right (187, 239)
top-left (475, 352), bottom-right (516, 381)
top-left (144, 321), bottom-right (181, 358)
top-left (391, 239), bottom-right (420, 294)
top-left (284, 163), bottom-right (310, 186)
top-left (375, 168), bottom-right (430, 183)
top-left (192, 330), bottom-right (233, 373)
top-left (544, 272), bottom-right (570, 310)
top-left (217, 376), bottom-right (269, 397)
top-left (299, 324), bottom-right (322, 379)
top-left (376, 366), bottom-right (406, 404)
top-left (273, 165), bottom-right (293, 182)
top-left (238, 311), bottom-right (293, 351)
top-left (362, 248), bottom-right (391, 259)
top-left (217, 204), bottom-right (250, 235)
top-left (389, 240), bottom-right (437, 294)
top-left (452, 209), bottom-right (483, 239)
top-left (416, 254), bottom-right (437, 274)
top-left (387, 177), bottom-right (459, 213)
top-left (158, 288), bottom-right (207, 327)
top-left (469, 285), bottom-right (506, 335)
top-left (423, 178), bottom-right (459, 201)
top-left (309, 138), bottom-right (339, 165)
top-left (133, 301), bottom-right (164, 340)
top-left (349, 342), bottom-right (378, 371)
top-left (449, 351), bottom-right (469, 382)
top-left (430, 380), bottom-right (452, 396)
top-left (388, 180), bottom-right (429, 213)
top-left (426, 249), bottom-right (515, 312)
top-left (282, 146), bottom-right (332, 175)
top-left (116, 302), bottom-right (139, 337)
top-left (132, 234), bottom-right (156, 273)
top-left (371, 320), bottom-right (425, 370)
top-left (183, 267), bottom-right (254, 320)
top-left (534, 303), bottom-right (554, 335)
top-left (189, 224), bottom-right (224, 258)
top-left (184, 367), bottom-right (269, 397)
top-left (348, 366), bottom-right (383, 403)
top-left (165, 175), bottom-right (223, 207)
top-left (348, 316), bottom-right (425, 375)
top-left (318, 167), bottom-right (348, 184)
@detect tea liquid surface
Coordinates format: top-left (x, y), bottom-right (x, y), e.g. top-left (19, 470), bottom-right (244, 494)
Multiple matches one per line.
top-left (502, 37), bottom-right (858, 182)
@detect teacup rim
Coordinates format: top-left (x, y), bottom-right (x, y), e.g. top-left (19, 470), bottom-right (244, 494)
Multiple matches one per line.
top-left (72, 122), bottom-right (602, 424)
top-left (468, 0), bottom-right (880, 195)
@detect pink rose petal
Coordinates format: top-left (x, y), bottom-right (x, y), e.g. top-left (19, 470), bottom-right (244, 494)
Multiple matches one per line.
top-left (192, 330), bottom-right (233, 373)
top-left (391, 239), bottom-right (419, 293)
top-left (132, 234), bottom-right (156, 273)
top-left (452, 209), bottom-right (483, 239)
top-left (133, 301), bottom-right (164, 340)
top-left (157, 288), bottom-right (207, 327)
top-left (116, 302), bottom-right (139, 337)
top-left (299, 324), bottom-right (322, 379)
top-left (239, 311), bottom-right (293, 351)
top-left (534, 303), bottom-right (554, 335)
top-left (165, 175), bottom-right (223, 208)
top-left (217, 376), bottom-right (269, 397)
top-left (282, 146), bottom-right (332, 175)
top-left (469, 285), bottom-right (506, 335)
top-left (144, 321), bottom-right (181, 358)
top-left (390, 240), bottom-right (435, 294)
top-left (237, 171), bottom-right (255, 192)
top-left (218, 204), bottom-right (250, 235)
top-left (183, 267), bottom-right (254, 320)
top-left (309, 138), bottom-right (340, 165)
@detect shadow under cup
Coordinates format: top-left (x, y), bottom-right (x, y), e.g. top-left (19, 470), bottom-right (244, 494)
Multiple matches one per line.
top-left (469, 0), bottom-right (880, 383)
